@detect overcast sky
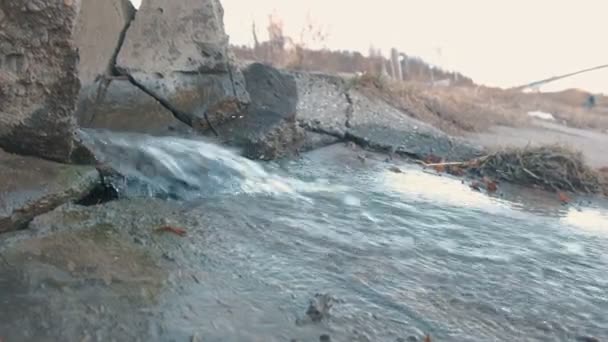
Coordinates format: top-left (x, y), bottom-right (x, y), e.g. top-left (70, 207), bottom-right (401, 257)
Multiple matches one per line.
top-left (130, 0), bottom-right (608, 94)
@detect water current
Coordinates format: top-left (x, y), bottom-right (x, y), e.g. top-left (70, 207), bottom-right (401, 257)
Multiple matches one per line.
top-left (2, 130), bottom-right (608, 341)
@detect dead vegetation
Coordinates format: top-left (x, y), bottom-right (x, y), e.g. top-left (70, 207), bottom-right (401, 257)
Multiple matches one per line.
top-left (348, 72), bottom-right (608, 135)
top-left (463, 145), bottom-right (608, 195)
top-left (415, 145), bottom-right (608, 197)
top-left (349, 73), bottom-right (531, 134)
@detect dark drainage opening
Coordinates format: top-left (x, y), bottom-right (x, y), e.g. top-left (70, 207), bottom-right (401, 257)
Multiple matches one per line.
top-left (77, 181), bottom-right (120, 206)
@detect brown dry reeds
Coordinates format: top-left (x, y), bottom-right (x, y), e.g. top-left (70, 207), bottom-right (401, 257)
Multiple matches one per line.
top-left (471, 145), bottom-right (606, 194)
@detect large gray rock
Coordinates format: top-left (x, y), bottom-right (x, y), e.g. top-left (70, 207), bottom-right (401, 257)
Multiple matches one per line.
top-left (0, 0), bottom-right (82, 162)
top-left (216, 63), bottom-right (304, 160)
top-left (115, 0), bottom-right (249, 131)
top-left (0, 148), bottom-right (99, 233)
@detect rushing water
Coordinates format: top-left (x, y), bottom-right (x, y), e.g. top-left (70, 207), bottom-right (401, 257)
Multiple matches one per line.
top-left (3, 131), bottom-right (608, 341)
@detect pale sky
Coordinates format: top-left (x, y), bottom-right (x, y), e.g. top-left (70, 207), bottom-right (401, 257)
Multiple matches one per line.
top-left (130, 0), bottom-right (608, 94)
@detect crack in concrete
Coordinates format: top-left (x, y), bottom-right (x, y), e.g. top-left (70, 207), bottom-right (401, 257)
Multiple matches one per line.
top-left (343, 88), bottom-right (354, 129)
top-left (109, 4), bottom-right (136, 78)
top-left (224, 47), bottom-right (239, 99)
top-left (98, 6), bottom-right (219, 136)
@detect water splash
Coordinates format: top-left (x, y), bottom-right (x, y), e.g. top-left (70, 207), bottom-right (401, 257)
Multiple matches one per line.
top-left (78, 129), bottom-right (347, 200)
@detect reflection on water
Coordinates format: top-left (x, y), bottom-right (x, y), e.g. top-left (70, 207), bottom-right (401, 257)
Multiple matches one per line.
top-left (563, 208), bottom-right (608, 235)
top-left (382, 166), bottom-right (608, 225)
top-left (382, 169), bottom-right (505, 210)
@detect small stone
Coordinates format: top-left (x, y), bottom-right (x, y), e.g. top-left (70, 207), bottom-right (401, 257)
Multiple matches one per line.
top-left (26, 1), bottom-right (44, 12)
top-left (388, 166), bottom-right (402, 173)
top-left (102, 273), bottom-right (112, 286)
top-left (162, 252), bottom-right (176, 262)
top-left (67, 261), bottom-right (76, 272)
top-left (306, 294), bottom-right (335, 322)
top-left (576, 336), bottom-right (600, 342)
top-left (320, 334), bottom-right (331, 342)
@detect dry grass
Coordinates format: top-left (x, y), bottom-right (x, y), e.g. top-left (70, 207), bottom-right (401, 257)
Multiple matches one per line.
top-left (470, 145), bottom-right (607, 195)
top-left (350, 72), bottom-right (608, 134)
top-left (520, 94), bottom-right (608, 131)
top-left (477, 87), bottom-right (608, 131)
top-left (349, 73), bottom-right (531, 134)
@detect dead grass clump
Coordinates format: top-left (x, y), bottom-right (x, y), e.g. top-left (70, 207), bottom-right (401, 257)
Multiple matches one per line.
top-left (473, 145), bottom-right (606, 194)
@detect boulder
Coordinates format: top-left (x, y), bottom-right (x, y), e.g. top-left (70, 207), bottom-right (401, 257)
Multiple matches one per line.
top-left (0, 0), bottom-right (82, 162)
top-left (215, 63), bottom-right (304, 160)
top-left (115, 0), bottom-right (249, 132)
top-left (0, 148), bottom-right (100, 233)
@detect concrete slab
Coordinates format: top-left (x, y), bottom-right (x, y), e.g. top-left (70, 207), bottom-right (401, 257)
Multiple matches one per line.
top-left (0, 149), bottom-right (99, 232)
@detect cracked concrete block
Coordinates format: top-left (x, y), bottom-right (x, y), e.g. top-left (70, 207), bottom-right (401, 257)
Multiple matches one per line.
top-left (215, 63), bottom-right (304, 160)
top-left (115, 0), bottom-right (249, 131)
top-left (347, 89), bottom-right (481, 160)
top-left (74, 0), bottom-right (135, 87)
top-left (0, 148), bottom-right (99, 233)
top-left (75, 79), bottom-right (190, 135)
top-left (294, 72), bottom-right (351, 138)
top-left (0, 0), bottom-right (82, 162)
top-left (117, 0), bottom-right (229, 74)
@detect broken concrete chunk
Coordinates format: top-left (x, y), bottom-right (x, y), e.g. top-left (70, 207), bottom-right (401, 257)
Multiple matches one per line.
top-left (128, 70), bottom-right (248, 130)
top-left (294, 72), bottom-right (352, 138)
top-left (245, 63), bottom-right (298, 115)
top-left (0, 148), bottom-right (100, 233)
top-left (0, 0), bottom-right (82, 162)
top-left (347, 89), bottom-right (481, 160)
top-left (216, 63), bottom-right (304, 160)
top-left (114, 0), bottom-right (249, 131)
top-left (117, 0), bottom-right (229, 74)
top-left (75, 79), bottom-right (190, 135)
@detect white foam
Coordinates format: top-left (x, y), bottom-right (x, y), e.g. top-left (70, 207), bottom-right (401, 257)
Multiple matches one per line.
top-left (80, 130), bottom-right (349, 199)
top-left (343, 195), bottom-right (362, 207)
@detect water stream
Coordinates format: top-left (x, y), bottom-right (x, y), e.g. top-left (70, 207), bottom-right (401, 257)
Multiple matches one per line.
top-left (1, 130), bottom-right (607, 341)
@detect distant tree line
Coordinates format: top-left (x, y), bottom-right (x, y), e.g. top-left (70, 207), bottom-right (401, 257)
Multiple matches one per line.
top-left (230, 14), bottom-right (474, 86)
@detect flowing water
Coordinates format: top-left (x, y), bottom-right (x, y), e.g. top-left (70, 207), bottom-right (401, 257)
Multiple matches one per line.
top-left (2, 130), bottom-right (608, 341)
